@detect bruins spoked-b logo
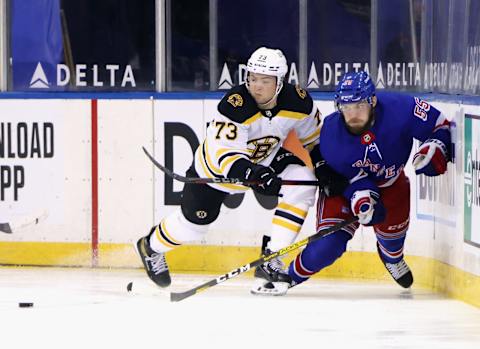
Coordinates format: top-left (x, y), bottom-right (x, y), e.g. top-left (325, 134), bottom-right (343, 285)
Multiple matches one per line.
top-left (247, 136), bottom-right (280, 162)
top-left (227, 94), bottom-right (243, 108)
top-left (196, 210), bottom-right (208, 219)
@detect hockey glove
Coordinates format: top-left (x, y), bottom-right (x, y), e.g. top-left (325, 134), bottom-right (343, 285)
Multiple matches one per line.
top-left (310, 147), bottom-right (348, 196)
top-left (413, 138), bottom-right (448, 176)
top-left (246, 165), bottom-right (282, 196)
top-left (269, 148), bottom-right (305, 174)
top-left (350, 189), bottom-right (386, 226)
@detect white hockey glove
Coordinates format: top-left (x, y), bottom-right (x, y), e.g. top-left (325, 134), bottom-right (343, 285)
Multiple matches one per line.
top-left (350, 189), bottom-right (385, 225)
top-left (412, 138), bottom-right (448, 176)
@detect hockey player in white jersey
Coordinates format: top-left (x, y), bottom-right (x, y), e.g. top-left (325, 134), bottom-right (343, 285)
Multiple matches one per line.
top-left (136, 47), bottom-right (321, 295)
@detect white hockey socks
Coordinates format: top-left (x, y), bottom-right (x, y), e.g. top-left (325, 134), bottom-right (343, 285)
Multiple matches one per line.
top-left (149, 209), bottom-right (209, 253)
top-left (269, 202), bottom-right (308, 252)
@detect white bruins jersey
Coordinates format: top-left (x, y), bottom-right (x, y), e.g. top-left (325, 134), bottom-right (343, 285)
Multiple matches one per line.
top-left (194, 83), bottom-right (322, 193)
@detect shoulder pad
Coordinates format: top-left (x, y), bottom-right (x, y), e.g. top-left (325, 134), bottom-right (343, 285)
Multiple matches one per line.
top-left (321, 111), bottom-right (340, 130)
top-left (277, 83), bottom-right (314, 114)
top-left (217, 85), bottom-right (259, 123)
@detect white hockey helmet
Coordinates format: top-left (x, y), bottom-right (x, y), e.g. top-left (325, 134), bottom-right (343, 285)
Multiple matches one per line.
top-left (247, 47), bottom-right (288, 97)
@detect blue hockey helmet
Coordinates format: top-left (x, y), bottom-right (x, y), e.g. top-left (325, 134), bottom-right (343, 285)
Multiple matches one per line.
top-left (334, 71), bottom-right (375, 107)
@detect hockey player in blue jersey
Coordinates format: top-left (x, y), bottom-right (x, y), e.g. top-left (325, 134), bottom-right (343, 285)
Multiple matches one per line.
top-left (280, 70), bottom-right (452, 294)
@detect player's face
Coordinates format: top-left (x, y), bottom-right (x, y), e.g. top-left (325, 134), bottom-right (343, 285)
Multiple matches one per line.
top-left (247, 73), bottom-right (277, 105)
top-left (339, 99), bottom-right (375, 134)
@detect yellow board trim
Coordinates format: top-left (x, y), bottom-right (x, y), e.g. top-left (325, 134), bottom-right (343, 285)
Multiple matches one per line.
top-left (0, 242), bottom-right (479, 308)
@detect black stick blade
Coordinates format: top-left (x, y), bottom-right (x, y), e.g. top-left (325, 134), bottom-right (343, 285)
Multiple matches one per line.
top-left (170, 290), bottom-right (196, 302)
top-left (0, 223), bottom-right (12, 234)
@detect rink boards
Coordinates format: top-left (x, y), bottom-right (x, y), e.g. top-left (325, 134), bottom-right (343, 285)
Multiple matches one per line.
top-left (0, 94), bottom-right (479, 307)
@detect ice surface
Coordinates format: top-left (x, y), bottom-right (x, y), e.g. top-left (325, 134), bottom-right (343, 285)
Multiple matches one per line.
top-left (1, 267), bottom-right (479, 349)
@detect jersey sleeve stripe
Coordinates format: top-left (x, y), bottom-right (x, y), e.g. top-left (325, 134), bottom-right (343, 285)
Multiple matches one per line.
top-left (199, 142), bottom-right (223, 178)
top-left (197, 150), bottom-right (247, 190)
top-left (203, 140), bottom-right (223, 176)
top-left (196, 142), bottom-right (248, 191)
top-left (216, 147), bottom-right (249, 158)
top-left (220, 154), bottom-right (245, 173)
top-left (303, 142), bottom-right (318, 152)
top-left (299, 128), bottom-right (320, 145)
top-left (218, 151), bottom-right (249, 166)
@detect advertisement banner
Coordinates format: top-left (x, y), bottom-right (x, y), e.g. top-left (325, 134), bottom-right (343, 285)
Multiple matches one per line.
top-left (11, 0), bottom-right (63, 91)
top-left (0, 101), bottom-right (65, 231)
top-left (464, 114), bottom-right (480, 247)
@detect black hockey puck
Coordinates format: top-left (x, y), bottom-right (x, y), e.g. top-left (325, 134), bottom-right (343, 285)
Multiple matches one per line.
top-left (127, 282), bottom-right (133, 292)
top-left (19, 302), bottom-right (34, 308)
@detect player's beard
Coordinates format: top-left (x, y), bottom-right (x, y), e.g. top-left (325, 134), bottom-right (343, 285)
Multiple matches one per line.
top-left (343, 109), bottom-right (375, 135)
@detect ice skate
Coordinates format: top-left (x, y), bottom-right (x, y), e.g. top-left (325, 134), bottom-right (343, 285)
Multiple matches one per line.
top-left (250, 236), bottom-right (292, 295)
top-left (135, 230), bottom-right (171, 288)
top-left (377, 243), bottom-right (413, 288)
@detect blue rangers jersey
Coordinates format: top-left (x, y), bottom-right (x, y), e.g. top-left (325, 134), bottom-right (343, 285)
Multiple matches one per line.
top-left (319, 92), bottom-right (450, 196)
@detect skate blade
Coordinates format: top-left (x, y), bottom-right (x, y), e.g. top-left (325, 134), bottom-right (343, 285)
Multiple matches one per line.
top-left (250, 278), bottom-right (289, 296)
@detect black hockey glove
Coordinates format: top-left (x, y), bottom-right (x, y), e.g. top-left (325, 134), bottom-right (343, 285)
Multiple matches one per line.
top-left (310, 148), bottom-right (349, 197)
top-left (228, 159), bottom-right (282, 196)
top-left (245, 165), bottom-right (282, 196)
top-left (269, 147), bottom-right (305, 174)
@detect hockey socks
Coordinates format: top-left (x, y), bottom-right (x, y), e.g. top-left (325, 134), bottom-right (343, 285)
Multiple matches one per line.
top-left (288, 230), bottom-right (352, 284)
top-left (376, 235), bottom-right (406, 263)
top-left (149, 210), bottom-right (209, 253)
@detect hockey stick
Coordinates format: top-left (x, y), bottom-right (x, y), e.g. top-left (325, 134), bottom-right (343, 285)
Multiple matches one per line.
top-left (142, 146), bottom-right (319, 186)
top-left (0, 210), bottom-right (48, 234)
top-left (170, 216), bottom-right (358, 302)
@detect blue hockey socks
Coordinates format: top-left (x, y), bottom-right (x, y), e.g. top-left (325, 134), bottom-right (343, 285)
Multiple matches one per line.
top-left (288, 230), bottom-right (352, 284)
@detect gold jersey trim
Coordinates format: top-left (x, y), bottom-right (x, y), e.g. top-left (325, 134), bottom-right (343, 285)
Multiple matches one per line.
top-left (216, 147), bottom-right (250, 162)
top-left (196, 142), bottom-right (247, 191)
top-left (243, 112), bottom-right (262, 125)
top-left (220, 154), bottom-right (244, 173)
top-left (276, 110), bottom-right (309, 120)
top-left (203, 140), bottom-right (223, 176)
top-left (299, 128), bottom-right (320, 145)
